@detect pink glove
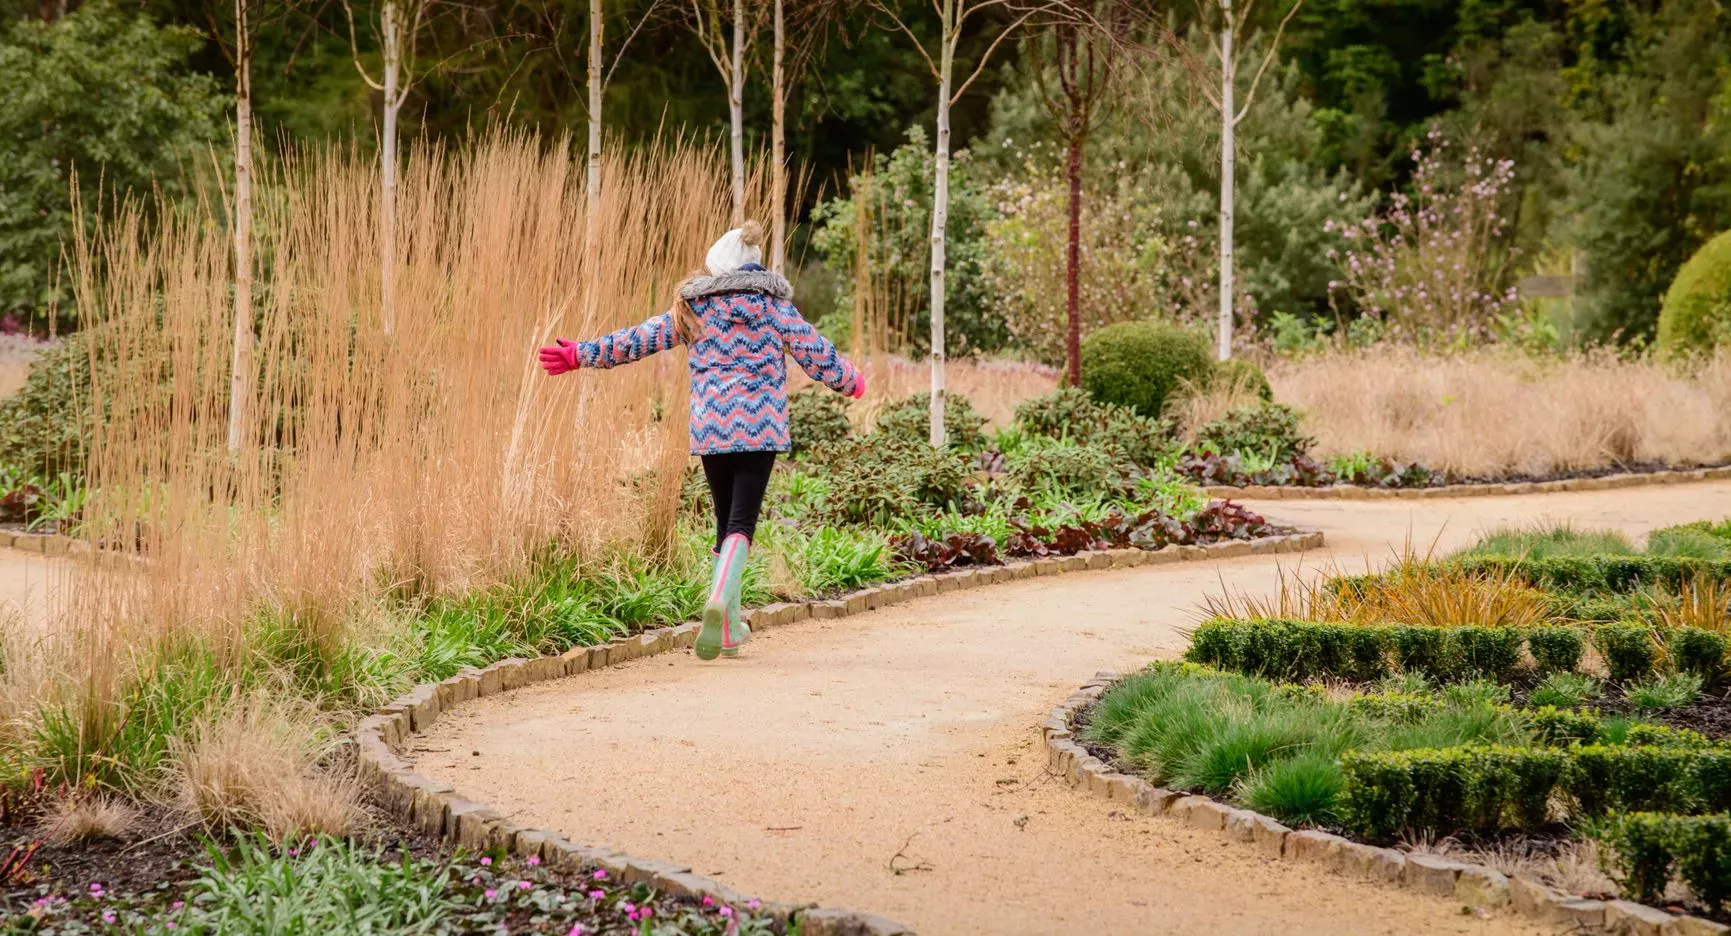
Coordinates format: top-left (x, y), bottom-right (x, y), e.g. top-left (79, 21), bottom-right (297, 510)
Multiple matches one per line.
top-left (849, 373), bottom-right (867, 399)
top-left (538, 339), bottom-right (580, 375)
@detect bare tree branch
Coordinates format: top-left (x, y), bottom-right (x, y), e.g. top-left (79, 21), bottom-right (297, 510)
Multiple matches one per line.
top-left (1232, 0), bottom-right (1302, 125)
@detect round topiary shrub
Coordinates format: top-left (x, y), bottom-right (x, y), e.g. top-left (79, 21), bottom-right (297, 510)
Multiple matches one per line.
top-left (1079, 321), bottom-right (1213, 418)
top-left (1213, 357), bottom-right (1273, 402)
top-left (1659, 229), bottom-right (1731, 357)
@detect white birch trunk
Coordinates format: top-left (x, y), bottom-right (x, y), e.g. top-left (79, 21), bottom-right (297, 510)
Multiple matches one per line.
top-left (227, 0), bottom-right (254, 454)
top-left (587, 0), bottom-right (604, 250)
top-left (729, 0), bottom-right (746, 224)
top-left (381, 0), bottom-right (401, 335)
top-left (770, 0), bottom-right (786, 271)
top-left (928, 0), bottom-right (955, 449)
top-left (1217, 4), bottom-right (1236, 362)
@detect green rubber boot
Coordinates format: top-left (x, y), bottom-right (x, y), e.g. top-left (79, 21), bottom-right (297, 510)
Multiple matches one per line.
top-left (697, 535), bottom-right (751, 661)
top-left (721, 538), bottom-right (751, 657)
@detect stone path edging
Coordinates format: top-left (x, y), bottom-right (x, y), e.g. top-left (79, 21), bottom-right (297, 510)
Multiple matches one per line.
top-left (1205, 464), bottom-right (1731, 502)
top-left (351, 530), bottom-right (1323, 936)
top-left (1044, 677), bottom-right (1731, 936)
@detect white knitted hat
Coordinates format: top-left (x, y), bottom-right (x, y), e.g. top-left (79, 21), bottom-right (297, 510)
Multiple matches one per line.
top-left (704, 220), bottom-right (765, 276)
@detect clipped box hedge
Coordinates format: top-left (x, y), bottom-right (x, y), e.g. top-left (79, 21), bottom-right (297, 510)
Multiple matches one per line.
top-left (1594, 812), bottom-right (1731, 910)
top-left (1186, 617), bottom-right (1729, 685)
top-left (1339, 744), bottom-right (1731, 840)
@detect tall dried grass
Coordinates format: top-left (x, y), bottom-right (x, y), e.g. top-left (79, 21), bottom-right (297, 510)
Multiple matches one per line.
top-left (1271, 347), bottom-right (1731, 477)
top-left (0, 132), bottom-right (741, 808)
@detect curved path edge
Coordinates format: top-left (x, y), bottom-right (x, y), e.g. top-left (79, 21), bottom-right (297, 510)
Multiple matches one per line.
top-left (350, 530), bottom-right (1325, 936)
top-left (1204, 463), bottom-right (1731, 502)
top-left (1046, 676), bottom-right (1730, 936)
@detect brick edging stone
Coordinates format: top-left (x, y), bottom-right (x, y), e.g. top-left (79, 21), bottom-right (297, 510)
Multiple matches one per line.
top-left (353, 530), bottom-right (1326, 936)
top-left (1204, 464), bottom-right (1731, 502)
top-left (1045, 676), bottom-right (1731, 936)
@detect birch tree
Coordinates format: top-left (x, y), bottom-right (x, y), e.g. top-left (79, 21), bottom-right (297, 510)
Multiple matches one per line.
top-left (1031, 0), bottom-right (1134, 386)
top-left (227, 0), bottom-right (258, 453)
top-left (343, 0), bottom-right (430, 335)
top-left (688, 0), bottom-right (758, 222)
top-left (866, 0), bottom-right (1064, 447)
top-left (1201, 0), bottom-right (1301, 360)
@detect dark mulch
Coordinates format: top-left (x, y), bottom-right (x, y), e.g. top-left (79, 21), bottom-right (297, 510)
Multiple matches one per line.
top-left (1589, 685), bottom-right (1731, 740)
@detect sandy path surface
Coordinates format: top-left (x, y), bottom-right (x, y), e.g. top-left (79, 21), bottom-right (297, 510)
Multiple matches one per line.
top-left (413, 482), bottom-right (1731, 935)
top-left (0, 546), bottom-right (71, 635)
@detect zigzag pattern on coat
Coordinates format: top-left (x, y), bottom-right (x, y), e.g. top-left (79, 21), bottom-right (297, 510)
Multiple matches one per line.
top-left (573, 289), bottom-right (859, 455)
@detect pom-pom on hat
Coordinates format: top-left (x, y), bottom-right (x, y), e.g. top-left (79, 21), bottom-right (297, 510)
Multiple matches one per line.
top-left (705, 220), bottom-right (765, 276)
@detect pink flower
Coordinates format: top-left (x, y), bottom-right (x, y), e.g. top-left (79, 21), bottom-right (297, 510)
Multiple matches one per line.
top-left (592, 869), bottom-right (607, 880)
top-left (703, 896), bottom-right (715, 907)
top-left (102, 910), bottom-right (117, 924)
top-left (172, 901), bottom-right (185, 910)
top-left (627, 910), bottom-right (640, 922)
top-left (622, 902), bottom-right (637, 913)
top-left (167, 925), bottom-right (176, 931)
top-left (528, 856), bottom-right (541, 866)
top-left (568, 927), bottom-right (585, 936)
top-left (289, 849), bottom-right (299, 857)
top-left (588, 889), bottom-right (605, 900)
top-left (641, 907), bottom-right (653, 919)
top-left (485, 889), bottom-right (497, 899)
top-left (518, 881), bottom-right (532, 891)
top-left (480, 857), bottom-right (493, 867)
top-left (720, 906), bottom-right (734, 918)
top-left (748, 899), bottom-right (761, 910)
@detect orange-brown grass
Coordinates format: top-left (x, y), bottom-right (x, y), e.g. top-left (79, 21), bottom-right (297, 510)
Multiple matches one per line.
top-left (1270, 346), bottom-right (1731, 478)
top-left (0, 131), bottom-right (742, 806)
top-left (36, 794), bottom-right (140, 846)
top-left (1638, 577), bottom-right (1731, 634)
top-left (1200, 550), bottom-right (1557, 629)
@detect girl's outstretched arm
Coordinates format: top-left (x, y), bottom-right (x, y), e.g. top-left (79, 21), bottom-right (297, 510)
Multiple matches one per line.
top-left (767, 298), bottom-right (865, 398)
top-left (539, 312), bottom-right (679, 375)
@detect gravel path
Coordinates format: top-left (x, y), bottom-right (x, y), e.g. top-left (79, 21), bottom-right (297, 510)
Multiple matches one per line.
top-left (411, 481), bottom-right (1731, 935)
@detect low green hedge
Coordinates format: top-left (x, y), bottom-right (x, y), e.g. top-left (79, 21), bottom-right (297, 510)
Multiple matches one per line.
top-left (1454, 555), bottom-right (1731, 594)
top-left (1593, 812), bottom-right (1731, 910)
top-left (1187, 618), bottom-right (1728, 685)
top-left (1187, 618), bottom-right (1546, 684)
top-left (1340, 744), bottom-right (1731, 840)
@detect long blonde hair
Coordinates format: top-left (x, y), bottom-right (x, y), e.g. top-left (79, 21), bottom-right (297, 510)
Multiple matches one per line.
top-left (672, 220), bottom-right (764, 344)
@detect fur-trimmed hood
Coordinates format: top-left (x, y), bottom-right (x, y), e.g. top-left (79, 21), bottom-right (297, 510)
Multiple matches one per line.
top-left (678, 269), bottom-right (793, 302)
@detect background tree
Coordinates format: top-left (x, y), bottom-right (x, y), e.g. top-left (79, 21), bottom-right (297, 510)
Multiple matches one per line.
top-left (1030, 0), bottom-right (1135, 384)
top-left (0, 2), bottom-right (223, 325)
top-left (1199, 0), bottom-right (1301, 359)
top-left (865, 0), bottom-right (1062, 447)
top-left (687, 0), bottom-right (758, 221)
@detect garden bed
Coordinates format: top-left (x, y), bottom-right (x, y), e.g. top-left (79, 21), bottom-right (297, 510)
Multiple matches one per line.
top-left (1061, 520), bottom-right (1731, 927)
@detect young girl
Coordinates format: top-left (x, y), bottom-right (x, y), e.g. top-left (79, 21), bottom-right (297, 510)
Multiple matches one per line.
top-left (537, 221), bottom-right (865, 661)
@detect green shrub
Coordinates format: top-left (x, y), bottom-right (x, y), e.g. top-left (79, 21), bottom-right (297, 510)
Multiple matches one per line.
top-left (1658, 227), bottom-right (1731, 357)
top-left (1624, 722), bottom-right (1719, 749)
top-left (1348, 692), bottom-right (1444, 724)
top-left (1668, 627), bottom-right (1729, 683)
top-left (1530, 671), bottom-right (1602, 708)
top-left (1193, 402), bottom-right (1314, 461)
top-left (873, 392), bottom-right (987, 451)
top-left (1079, 320), bottom-right (1214, 418)
top-left (1184, 618), bottom-right (1390, 683)
top-left (1454, 627), bottom-right (1525, 682)
top-left (1005, 437), bottom-right (1130, 498)
top-left (1212, 357), bottom-right (1273, 401)
top-left (1392, 625), bottom-right (1454, 680)
top-left (1594, 812), bottom-right (1731, 912)
top-left (1596, 624), bottom-right (1661, 682)
top-left (1339, 746), bottom-right (1567, 840)
top-left (1014, 388), bottom-right (1178, 467)
top-left (0, 337), bottom-right (89, 481)
top-left (787, 387), bottom-right (853, 456)
top-left (816, 440), bottom-right (972, 524)
top-left (1594, 812), bottom-right (1682, 904)
top-left (1565, 746), bottom-right (1731, 817)
top-left (1014, 387), bottom-right (1106, 437)
top-left (1526, 625), bottom-right (1586, 674)
top-left (1529, 705), bottom-right (1602, 746)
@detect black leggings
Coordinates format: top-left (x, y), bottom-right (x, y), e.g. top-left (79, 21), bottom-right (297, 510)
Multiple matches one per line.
top-left (700, 451), bottom-right (777, 553)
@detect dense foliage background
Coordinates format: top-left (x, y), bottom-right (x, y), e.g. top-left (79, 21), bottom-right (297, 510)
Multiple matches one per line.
top-left (5, 0), bottom-right (1731, 350)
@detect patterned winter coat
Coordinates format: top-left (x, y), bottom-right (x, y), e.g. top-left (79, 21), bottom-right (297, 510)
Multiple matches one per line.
top-left (573, 268), bottom-right (862, 455)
